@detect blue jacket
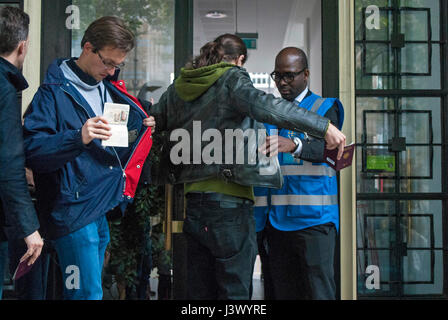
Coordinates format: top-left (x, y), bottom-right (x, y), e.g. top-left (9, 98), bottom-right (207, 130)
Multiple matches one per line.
top-left (23, 59), bottom-right (153, 239)
top-left (0, 57), bottom-right (40, 241)
top-left (254, 92), bottom-right (344, 232)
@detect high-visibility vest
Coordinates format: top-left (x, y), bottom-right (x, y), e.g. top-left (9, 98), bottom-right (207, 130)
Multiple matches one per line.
top-left (254, 92), bottom-right (344, 232)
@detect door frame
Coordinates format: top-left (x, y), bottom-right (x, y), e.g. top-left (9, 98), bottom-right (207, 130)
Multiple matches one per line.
top-left (170, 0), bottom-right (345, 300)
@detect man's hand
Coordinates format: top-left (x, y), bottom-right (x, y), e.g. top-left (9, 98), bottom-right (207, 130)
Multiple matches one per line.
top-left (143, 116), bottom-right (156, 133)
top-left (22, 231), bottom-right (44, 266)
top-left (325, 123), bottom-right (346, 160)
top-left (82, 116), bottom-right (112, 145)
top-left (259, 135), bottom-right (297, 158)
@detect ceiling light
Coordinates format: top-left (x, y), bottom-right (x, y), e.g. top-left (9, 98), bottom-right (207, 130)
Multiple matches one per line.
top-left (205, 11), bottom-right (227, 19)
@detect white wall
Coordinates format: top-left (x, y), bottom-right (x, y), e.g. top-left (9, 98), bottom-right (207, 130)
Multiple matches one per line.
top-left (193, 0), bottom-right (322, 95)
top-left (308, 0), bottom-right (322, 95)
top-left (22, 0), bottom-right (41, 114)
top-left (239, 0), bottom-right (294, 74)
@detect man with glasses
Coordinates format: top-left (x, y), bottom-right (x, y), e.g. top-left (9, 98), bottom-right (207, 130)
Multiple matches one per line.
top-left (23, 16), bottom-right (155, 300)
top-left (254, 47), bottom-right (344, 300)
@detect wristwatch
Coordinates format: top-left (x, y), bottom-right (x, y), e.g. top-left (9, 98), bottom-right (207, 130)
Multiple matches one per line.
top-left (291, 137), bottom-right (303, 158)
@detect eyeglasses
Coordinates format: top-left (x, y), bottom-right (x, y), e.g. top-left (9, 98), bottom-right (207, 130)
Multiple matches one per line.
top-left (94, 49), bottom-right (126, 71)
top-left (270, 68), bottom-right (307, 83)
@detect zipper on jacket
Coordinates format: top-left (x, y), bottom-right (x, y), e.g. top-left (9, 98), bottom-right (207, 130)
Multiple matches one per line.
top-left (106, 83), bottom-right (151, 171)
top-left (111, 146), bottom-right (127, 194)
top-left (123, 127), bottom-right (149, 169)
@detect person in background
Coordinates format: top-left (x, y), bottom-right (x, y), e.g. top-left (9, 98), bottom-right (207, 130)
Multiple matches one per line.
top-left (151, 34), bottom-right (345, 300)
top-left (254, 47), bottom-right (344, 300)
top-left (0, 6), bottom-right (44, 299)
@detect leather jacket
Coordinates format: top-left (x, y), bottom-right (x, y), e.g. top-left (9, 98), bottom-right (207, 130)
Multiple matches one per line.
top-left (150, 66), bottom-right (330, 189)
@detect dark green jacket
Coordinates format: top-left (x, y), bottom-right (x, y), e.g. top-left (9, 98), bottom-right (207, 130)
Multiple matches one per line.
top-left (151, 64), bottom-right (330, 189)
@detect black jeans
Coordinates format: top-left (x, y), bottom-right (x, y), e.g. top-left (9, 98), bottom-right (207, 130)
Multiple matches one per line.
top-left (267, 221), bottom-right (337, 300)
top-left (184, 193), bottom-right (257, 300)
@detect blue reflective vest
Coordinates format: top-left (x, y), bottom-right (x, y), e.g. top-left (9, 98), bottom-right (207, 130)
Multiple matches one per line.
top-left (254, 92), bottom-right (344, 232)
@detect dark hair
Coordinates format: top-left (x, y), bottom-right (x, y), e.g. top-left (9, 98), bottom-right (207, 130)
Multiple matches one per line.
top-left (190, 34), bottom-right (248, 69)
top-left (81, 16), bottom-right (135, 52)
top-left (0, 6), bottom-right (29, 56)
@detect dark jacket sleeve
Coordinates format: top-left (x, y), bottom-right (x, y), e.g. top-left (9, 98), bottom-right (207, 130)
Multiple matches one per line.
top-left (299, 103), bottom-right (340, 163)
top-left (228, 69), bottom-right (330, 139)
top-left (150, 89), bottom-right (169, 133)
top-left (23, 86), bottom-right (87, 174)
top-left (0, 88), bottom-right (39, 240)
top-left (138, 98), bottom-right (152, 115)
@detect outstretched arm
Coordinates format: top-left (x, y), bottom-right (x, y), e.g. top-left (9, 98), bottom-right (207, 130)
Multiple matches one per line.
top-left (229, 70), bottom-right (346, 159)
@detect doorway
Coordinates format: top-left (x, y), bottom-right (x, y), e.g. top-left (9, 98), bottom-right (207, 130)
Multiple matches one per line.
top-left (189, 0), bottom-right (340, 300)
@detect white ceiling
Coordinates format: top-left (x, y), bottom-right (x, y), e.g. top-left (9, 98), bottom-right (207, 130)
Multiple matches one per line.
top-left (194, 0), bottom-right (236, 52)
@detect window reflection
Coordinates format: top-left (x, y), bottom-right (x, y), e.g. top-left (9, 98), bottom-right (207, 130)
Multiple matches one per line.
top-left (71, 0), bottom-right (175, 102)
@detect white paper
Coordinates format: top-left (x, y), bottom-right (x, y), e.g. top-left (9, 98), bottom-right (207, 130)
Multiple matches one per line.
top-left (102, 102), bottom-right (130, 148)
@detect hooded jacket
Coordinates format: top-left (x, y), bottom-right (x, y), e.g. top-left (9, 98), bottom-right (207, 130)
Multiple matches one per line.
top-left (151, 63), bottom-right (330, 189)
top-left (23, 59), bottom-right (153, 239)
top-left (0, 57), bottom-right (40, 241)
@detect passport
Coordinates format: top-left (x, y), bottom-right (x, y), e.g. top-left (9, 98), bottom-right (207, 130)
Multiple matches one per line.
top-left (323, 143), bottom-right (355, 171)
top-left (12, 256), bottom-right (34, 281)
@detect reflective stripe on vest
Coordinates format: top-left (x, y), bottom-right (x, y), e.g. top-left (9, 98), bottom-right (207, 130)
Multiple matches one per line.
top-left (254, 196), bottom-right (268, 207)
top-left (281, 163), bottom-right (336, 177)
top-left (271, 194), bottom-right (339, 206)
top-left (311, 98), bottom-right (325, 113)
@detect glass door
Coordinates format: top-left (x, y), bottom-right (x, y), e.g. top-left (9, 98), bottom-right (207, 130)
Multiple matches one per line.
top-left (69, 0), bottom-right (175, 300)
top-left (355, 0), bottom-right (447, 298)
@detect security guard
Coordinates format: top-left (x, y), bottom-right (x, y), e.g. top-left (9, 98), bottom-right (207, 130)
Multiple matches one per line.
top-left (254, 47), bottom-right (344, 300)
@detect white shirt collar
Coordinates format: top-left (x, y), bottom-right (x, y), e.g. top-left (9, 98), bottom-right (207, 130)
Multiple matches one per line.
top-left (295, 87), bottom-right (309, 104)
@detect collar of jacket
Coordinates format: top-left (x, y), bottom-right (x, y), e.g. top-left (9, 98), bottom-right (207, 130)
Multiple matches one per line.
top-left (66, 58), bottom-right (100, 86)
top-left (292, 89), bottom-right (312, 105)
top-left (174, 62), bottom-right (236, 102)
top-left (42, 58), bottom-right (123, 119)
top-left (0, 57), bottom-right (29, 92)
